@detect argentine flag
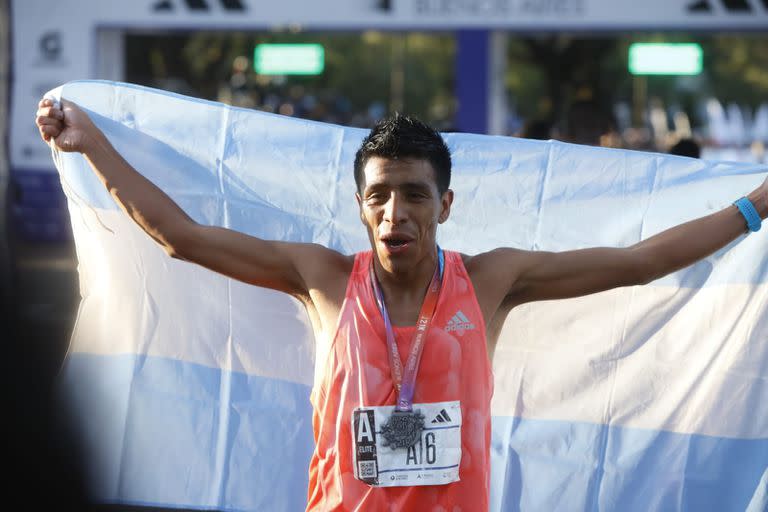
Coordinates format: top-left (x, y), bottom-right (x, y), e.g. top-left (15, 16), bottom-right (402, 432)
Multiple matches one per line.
top-left (50, 81), bottom-right (767, 511)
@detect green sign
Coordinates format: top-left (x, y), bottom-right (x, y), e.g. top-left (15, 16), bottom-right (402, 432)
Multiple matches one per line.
top-left (628, 43), bottom-right (703, 76)
top-left (254, 44), bottom-right (325, 75)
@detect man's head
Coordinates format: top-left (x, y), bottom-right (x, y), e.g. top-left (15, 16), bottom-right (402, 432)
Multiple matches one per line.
top-left (353, 113), bottom-right (452, 196)
top-left (353, 114), bottom-right (454, 276)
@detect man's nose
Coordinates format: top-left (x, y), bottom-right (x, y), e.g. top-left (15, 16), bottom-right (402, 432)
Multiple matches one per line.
top-left (383, 192), bottom-right (407, 225)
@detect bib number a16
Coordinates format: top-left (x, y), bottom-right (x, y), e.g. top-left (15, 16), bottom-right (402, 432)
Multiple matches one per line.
top-left (351, 401), bottom-right (462, 487)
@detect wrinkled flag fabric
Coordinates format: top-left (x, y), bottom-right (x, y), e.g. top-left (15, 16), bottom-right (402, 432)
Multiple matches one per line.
top-left (49, 81), bottom-right (768, 511)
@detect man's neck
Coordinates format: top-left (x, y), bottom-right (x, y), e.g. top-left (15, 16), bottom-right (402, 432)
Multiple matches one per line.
top-left (372, 249), bottom-right (439, 320)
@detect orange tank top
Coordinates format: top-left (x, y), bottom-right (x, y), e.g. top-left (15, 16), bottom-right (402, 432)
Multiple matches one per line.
top-left (307, 250), bottom-right (493, 512)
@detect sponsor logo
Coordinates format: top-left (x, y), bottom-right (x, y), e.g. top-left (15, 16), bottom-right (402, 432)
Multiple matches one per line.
top-left (152, 0), bottom-right (247, 12)
top-left (430, 408), bottom-right (453, 424)
top-left (444, 310), bottom-right (476, 336)
top-left (39, 32), bottom-right (62, 62)
top-left (35, 31), bottom-right (67, 67)
top-left (415, 0), bottom-right (513, 15)
top-left (686, 0), bottom-right (766, 12)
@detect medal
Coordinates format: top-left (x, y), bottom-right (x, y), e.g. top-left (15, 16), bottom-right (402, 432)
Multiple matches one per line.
top-left (370, 247), bottom-right (444, 449)
top-left (380, 410), bottom-right (426, 449)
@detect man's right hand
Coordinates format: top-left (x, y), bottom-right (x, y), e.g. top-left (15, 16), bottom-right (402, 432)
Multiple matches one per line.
top-left (36, 98), bottom-right (97, 154)
top-left (33, 94), bottom-right (351, 335)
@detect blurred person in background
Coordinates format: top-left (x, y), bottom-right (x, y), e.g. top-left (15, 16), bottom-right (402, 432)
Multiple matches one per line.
top-left (669, 138), bottom-right (702, 159)
top-left (561, 100), bottom-right (623, 148)
top-left (517, 119), bottom-right (552, 141)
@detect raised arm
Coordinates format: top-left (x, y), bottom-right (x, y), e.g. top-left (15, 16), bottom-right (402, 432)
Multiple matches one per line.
top-left (469, 181), bottom-right (768, 315)
top-left (35, 98), bottom-right (348, 300)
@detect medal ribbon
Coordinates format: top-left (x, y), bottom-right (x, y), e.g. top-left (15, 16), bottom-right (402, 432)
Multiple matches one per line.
top-left (370, 247), bottom-right (444, 412)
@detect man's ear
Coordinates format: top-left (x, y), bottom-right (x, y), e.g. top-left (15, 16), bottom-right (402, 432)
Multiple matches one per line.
top-left (438, 189), bottom-right (454, 224)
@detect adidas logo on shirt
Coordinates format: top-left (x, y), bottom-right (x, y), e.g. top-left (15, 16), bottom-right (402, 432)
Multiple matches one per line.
top-left (431, 408), bottom-right (454, 424)
top-left (444, 310), bottom-right (476, 336)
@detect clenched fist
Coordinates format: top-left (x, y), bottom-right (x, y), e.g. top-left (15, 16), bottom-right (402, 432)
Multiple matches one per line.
top-left (36, 98), bottom-right (98, 154)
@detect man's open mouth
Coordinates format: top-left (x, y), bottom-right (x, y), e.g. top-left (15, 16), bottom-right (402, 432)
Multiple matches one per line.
top-left (381, 236), bottom-right (413, 250)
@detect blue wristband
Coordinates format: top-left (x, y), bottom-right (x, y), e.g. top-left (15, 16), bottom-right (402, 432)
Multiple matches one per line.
top-left (734, 197), bottom-right (762, 232)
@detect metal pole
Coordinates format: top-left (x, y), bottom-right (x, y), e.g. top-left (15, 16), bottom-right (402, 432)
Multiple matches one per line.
top-left (456, 29), bottom-right (490, 134)
top-left (0, 0), bottom-right (13, 314)
top-left (488, 31), bottom-right (508, 136)
top-left (632, 74), bottom-right (647, 128)
top-left (389, 33), bottom-right (406, 114)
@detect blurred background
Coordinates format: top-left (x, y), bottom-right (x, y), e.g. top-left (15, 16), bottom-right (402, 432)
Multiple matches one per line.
top-left (1, 0), bottom-right (766, 508)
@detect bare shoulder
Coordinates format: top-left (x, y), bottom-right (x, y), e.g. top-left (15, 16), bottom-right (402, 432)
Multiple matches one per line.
top-left (460, 248), bottom-right (527, 326)
top-left (461, 247), bottom-right (526, 282)
top-left (289, 243), bottom-right (355, 335)
top-left (289, 242), bottom-right (355, 300)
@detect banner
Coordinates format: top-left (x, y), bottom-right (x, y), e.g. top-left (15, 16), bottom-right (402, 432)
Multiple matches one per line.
top-left (11, 0), bottom-right (768, 173)
top-left (11, 0), bottom-right (766, 238)
top-left (51, 80), bottom-right (767, 511)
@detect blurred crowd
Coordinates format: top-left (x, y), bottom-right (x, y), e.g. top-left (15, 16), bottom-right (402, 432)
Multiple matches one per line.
top-left (217, 56), bottom-right (389, 128)
top-left (213, 56), bottom-right (767, 164)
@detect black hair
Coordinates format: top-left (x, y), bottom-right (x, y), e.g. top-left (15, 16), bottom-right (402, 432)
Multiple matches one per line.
top-left (353, 113), bottom-right (452, 195)
top-left (669, 138), bottom-right (701, 159)
top-left (520, 119), bottom-right (552, 141)
top-left (563, 100), bottom-right (616, 146)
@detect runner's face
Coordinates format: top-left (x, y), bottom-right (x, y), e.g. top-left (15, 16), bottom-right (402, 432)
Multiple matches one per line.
top-left (356, 157), bottom-right (452, 274)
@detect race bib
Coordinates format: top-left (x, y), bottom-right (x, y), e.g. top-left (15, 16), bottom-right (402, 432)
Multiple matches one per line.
top-left (351, 400), bottom-right (461, 487)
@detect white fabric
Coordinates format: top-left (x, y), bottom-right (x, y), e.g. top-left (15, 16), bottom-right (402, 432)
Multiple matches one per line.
top-left (50, 80), bottom-right (768, 512)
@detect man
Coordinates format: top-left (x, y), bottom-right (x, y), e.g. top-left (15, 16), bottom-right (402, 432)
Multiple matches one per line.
top-left (36, 98), bottom-right (767, 511)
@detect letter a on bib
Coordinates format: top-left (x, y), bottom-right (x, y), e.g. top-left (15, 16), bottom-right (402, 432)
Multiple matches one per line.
top-left (357, 411), bottom-right (374, 443)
